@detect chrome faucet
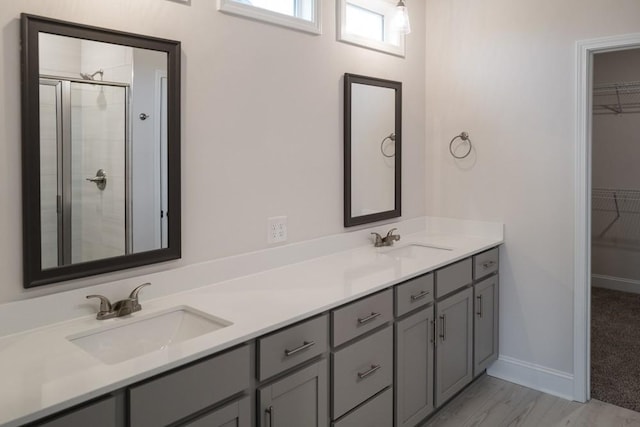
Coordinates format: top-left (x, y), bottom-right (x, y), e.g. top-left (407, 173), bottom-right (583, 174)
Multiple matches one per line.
top-left (371, 228), bottom-right (401, 247)
top-left (86, 283), bottom-right (151, 320)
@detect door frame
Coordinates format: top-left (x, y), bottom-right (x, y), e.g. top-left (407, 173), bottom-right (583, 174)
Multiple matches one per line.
top-left (574, 33), bottom-right (640, 402)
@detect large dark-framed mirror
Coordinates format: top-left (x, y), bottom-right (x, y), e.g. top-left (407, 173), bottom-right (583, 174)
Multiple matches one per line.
top-left (344, 73), bottom-right (401, 227)
top-left (21, 14), bottom-right (181, 288)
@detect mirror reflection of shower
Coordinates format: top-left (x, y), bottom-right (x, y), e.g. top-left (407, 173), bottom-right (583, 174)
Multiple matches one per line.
top-left (38, 32), bottom-right (169, 270)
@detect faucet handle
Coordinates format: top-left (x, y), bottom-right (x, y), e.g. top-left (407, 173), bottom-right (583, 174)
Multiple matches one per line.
top-left (86, 295), bottom-right (112, 313)
top-left (371, 232), bottom-right (383, 243)
top-left (129, 283), bottom-right (151, 301)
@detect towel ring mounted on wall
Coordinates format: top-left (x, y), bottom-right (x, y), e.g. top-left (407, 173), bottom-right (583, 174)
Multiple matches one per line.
top-left (380, 133), bottom-right (396, 158)
top-left (449, 131), bottom-right (472, 159)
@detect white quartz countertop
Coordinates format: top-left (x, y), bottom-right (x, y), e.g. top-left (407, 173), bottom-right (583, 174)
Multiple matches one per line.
top-left (0, 229), bottom-right (502, 426)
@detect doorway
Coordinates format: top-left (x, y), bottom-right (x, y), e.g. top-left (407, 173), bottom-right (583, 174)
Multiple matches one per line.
top-left (590, 48), bottom-right (640, 411)
top-left (574, 33), bottom-right (640, 404)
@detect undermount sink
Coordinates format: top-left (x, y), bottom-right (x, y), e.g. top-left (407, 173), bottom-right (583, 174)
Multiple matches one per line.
top-left (68, 306), bottom-right (232, 365)
top-left (381, 243), bottom-right (453, 259)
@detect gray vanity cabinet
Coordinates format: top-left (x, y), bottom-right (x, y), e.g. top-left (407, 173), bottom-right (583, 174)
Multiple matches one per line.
top-left (473, 275), bottom-right (499, 376)
top-left (26, 246), bottom-right (502, 427)
top-left (181, 396), bottom-right (250, 427)
top-left (394, 306), bottom-right (434, 427)
top-left (434, 287), bottom-right (473, 407)
top-left (257, 358), bottom-right (328, 427)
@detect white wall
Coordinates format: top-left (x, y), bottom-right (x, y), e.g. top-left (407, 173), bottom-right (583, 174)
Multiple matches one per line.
top-left (424, 0), bottom-right (640, 381)
top-left (131, 48), bottom-right (167, 252)
top-left (592, 49), bottom-right (640, 285)
top-left (0, 0), bottom-right (426, 303)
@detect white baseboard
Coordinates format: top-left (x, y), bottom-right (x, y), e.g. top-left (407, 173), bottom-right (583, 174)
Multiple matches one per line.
top-left (592, 274), bottom-right (640, 295)
top-left (487, 355), bottom-right (575, 401)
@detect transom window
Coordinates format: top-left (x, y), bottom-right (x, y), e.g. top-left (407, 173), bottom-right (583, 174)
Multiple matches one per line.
top-left (345, 3), bottom-right (384, 42)
top-left (338, 0), bottom-right (405, 57)
top-left (218, 0), bottom-right (321, 34)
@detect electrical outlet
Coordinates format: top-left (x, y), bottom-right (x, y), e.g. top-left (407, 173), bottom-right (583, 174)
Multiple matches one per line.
top-left (267, 216), bottom-right (288, 244)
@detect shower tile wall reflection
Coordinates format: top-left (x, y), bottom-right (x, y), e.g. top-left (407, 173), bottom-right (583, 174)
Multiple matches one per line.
top-left (71, 83), bottom-right (126, 263)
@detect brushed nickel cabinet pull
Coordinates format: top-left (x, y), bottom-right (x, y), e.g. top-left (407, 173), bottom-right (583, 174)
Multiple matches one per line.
top-left (266, 405), bottom-right (273, 426)
top-left (477, 295), bottom-right (483, 318)
top-left (357, 364), bottom-right (381, 379)
top-left (357, 312), bottom-right (381, 325)
top-left (410, 290), bottom-right (430, 302)
top-left (482, 260), bottom-right (496, 269)
top-left (439, 315), bottom-right (446, 341)
top-left (284, 340), bottom-right (315, 357)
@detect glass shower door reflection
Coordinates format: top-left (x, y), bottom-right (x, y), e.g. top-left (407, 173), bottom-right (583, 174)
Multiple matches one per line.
top-left (39, 78), bottom-right (129, 269)
top-left (70, 82), bottom-right (127, 264)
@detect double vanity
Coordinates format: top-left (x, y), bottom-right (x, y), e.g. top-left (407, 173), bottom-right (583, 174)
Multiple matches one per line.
top-left (0, 226), bottom-right (502, 427)
top-left (9, 12), bottom-right (504, 427)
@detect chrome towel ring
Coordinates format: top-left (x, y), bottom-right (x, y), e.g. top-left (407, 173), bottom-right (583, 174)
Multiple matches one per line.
top-left (380, 133), bottom-right (396, 158)
top-left (449, 131), bottom-right (472, 159)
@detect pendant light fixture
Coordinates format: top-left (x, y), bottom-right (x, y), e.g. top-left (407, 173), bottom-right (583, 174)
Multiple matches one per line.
top-left (392, 0), bottom-right (411, 34)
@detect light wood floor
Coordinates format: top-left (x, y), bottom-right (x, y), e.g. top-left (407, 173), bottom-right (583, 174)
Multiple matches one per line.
top-left (423, 375), bottom-right (640, 427)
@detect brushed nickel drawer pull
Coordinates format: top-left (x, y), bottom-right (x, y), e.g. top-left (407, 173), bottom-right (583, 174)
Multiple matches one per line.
top-left (431, 319), bottom-right (436, 344)
top-left (357, 364), bottom-right (381, 379)
top-left (439, 315), bottom-right (446, 341)
top-left (357, 312), bottom-right (381, 325)
top-left (284, 340), bottom-right (316, 357)
top-left (477, 295), bottom-right (483, 318)
top-left (410, 290), bottom-right (430, 301)
top-left (482, 260), bottom-right (496, 269)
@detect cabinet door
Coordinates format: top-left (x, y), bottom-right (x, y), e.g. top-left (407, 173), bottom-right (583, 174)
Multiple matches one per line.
top-left (258, 359), bottom-right (328, 427)
top-left (395, 307), bottom-right (434, 427)
top-left (435, 287), bottom-right (473, 407)
top-left (474, 275), bottom-right (499, 376)
top-left (181, 396), bottom-right (250, 427)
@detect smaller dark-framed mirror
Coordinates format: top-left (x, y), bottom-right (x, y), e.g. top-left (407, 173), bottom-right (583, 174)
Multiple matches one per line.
top-left (344, 73), bottom-right (402, 227)
top-left (21, 14), bottom-right (181, 288)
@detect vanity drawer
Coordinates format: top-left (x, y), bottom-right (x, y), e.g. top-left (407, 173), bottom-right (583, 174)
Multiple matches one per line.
top-left (180, 396), bottom-right (250, 427)
top-left (435, 258), bottom-right (472, 298)
top-left (395, 273), bottom-right (434, 317)
top-left (332, 326), bottom-right (393, 419)
top-left (331, 289), bottom-right (392, 347)
top-left (129, 344), bottom-right (250, 427)
top-left (35, 396), bottom-right (118, 427)
top-left (474, 248), bottom-right (499, 280)
top-left (258, 314), bottom-right (328, 381)
top-left (332, 388), bottom-right (392, 427)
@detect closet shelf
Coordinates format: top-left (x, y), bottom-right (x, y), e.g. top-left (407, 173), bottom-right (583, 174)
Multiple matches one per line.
top-left (593, 81), bottom-right (640, 115)
top-left (592, 188), bottom-right (640, 242)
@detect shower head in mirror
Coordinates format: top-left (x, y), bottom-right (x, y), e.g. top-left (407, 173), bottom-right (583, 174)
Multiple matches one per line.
top-left (80, 69), bottom-right (104, 81)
